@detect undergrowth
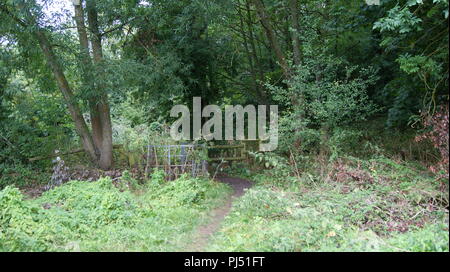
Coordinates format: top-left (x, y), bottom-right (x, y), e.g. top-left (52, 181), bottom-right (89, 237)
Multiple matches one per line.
top-left (208, 156), bottom-right (448, 252)
top-left (0, 163), bottom-right (50, 190)
top-left (0, 175), bottom-right (230, 252)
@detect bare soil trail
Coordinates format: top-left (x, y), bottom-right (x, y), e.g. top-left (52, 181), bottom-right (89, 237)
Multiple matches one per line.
top-left (184, 175), bottom-right (253, 252)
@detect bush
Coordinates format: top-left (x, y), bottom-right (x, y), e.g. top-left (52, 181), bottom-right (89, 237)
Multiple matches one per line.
top-left (156, 175), bottom-right (208, 205)
top-left (150, 169), bottom-right (166, 185)
top-left (268, 56), bottom-right (378, 156)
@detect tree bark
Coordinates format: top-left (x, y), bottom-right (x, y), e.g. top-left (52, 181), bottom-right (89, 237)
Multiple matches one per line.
top-left (252, 0), bottom-right (291, 80)
top-left (289, 0), bottom-right (302, 66)
top-left (73, 2), bottom-right (103, 155)
top-left (86, 0), bottom-right (113, 170)
top-left (34, 31), bottom-right (99, 162)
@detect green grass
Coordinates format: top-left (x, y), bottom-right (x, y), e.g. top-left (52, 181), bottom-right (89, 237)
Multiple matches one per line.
top-left (207, 157), bottom-right (449, 252)
top-left (1, 156), bottom-right (448, 252)
top-left (0, 175), bottom-right (231, 252)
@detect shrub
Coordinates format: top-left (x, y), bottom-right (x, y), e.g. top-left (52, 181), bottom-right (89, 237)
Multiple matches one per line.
top-left (268, 56), bottom-right (378, 156)
top-left (150, 169), bottom-right (166, 185)
top-left (35, 178), bottom-right (140, 229)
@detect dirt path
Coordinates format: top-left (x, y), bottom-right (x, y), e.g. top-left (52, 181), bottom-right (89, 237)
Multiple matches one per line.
top-left (184, 176), bottom-right (253, 252)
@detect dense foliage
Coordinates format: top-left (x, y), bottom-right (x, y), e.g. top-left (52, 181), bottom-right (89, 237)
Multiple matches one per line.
top-left (0, 175), bottom-right (229, 251)
top-left (0, 0), bottom-right (448, 252)
top-left (209, 157), bottom-right (448, 252)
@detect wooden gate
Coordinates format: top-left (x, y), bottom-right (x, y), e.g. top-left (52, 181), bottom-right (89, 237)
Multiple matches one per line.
top-left (207, 144), bottom-right (246, 162)
top-left (206, 140), bottom-right (260, 162)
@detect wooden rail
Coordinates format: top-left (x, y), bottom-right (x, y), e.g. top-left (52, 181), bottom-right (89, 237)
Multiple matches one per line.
top-left (207, 144), bottom-right (247, 162)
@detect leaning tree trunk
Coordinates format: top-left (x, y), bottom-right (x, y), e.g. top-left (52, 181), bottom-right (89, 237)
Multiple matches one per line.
top-left (252, 0), bottom-right (291, 80)
top-left (1, 1), bottom-right (113, 169)
top-left (34, 31), bottom-right (99, 163)
top-left (252, 0), bottom-right (303, 108)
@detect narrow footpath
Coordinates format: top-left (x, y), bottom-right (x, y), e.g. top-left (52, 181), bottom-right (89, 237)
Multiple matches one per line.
top-left (184, 176), bottom-right (253, 252)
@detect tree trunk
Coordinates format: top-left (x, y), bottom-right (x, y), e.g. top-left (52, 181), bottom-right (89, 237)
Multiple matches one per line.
top-left (245, 0), bottom-right (267, 103)
top-left (236, 2), bottom-right (260, 100)
top-left (86, 0), bottom-right (113, 170)
top-left (1, 1), bottom-right (112, 169)
top-left (34, 30), bottom-right (99, 163)
top-left (288, 0), bottom-right (304, 111)
top-left (289, 0), bottom-right (302, 66)
top-left (252, 0), bottom-right (291, 80)
top-left (73, 2), bottom-right (102, 156)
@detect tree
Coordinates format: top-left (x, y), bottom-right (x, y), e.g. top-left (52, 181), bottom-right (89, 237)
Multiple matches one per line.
top-left (252, 0), bottom-right (291, 80)
top-left (373, 0), bottom-right (449, 124)
top-left (288, 0), bottom-right (302, 66)
top-left (73, 0), bottom-right (113, 170)
top-left (0, 0), bottom-right (113, 169)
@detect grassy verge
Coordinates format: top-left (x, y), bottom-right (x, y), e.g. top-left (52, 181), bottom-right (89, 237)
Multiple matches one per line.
top-left (0, 175), bottom-right (231, 252)
top-left (207, 157), bottom-right (449, 252)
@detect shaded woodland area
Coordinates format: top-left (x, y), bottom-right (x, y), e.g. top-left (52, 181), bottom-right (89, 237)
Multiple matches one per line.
top-left (0, 0), bottom-right (448, 252)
